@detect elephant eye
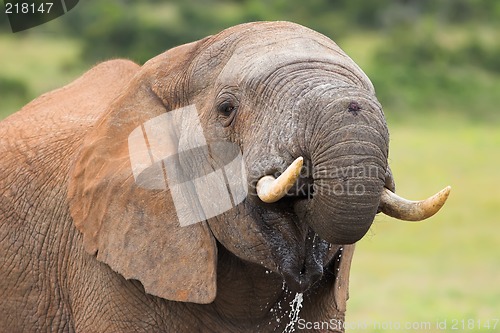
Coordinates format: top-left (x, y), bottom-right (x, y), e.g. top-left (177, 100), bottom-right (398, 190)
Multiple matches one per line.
top-left (218, 101), bottom-right (236, 116)
top-left (217, 100), bottom-right (238, 126)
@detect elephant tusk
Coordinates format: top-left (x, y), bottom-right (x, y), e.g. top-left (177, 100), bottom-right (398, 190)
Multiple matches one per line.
top-left (256, 157), bottom-right (303, 203)
top-left (379, 186), bottom-right (451, 221)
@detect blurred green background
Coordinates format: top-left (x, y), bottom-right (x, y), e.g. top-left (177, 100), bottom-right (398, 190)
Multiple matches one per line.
top-left (0, 1), bottom-right (498, 331)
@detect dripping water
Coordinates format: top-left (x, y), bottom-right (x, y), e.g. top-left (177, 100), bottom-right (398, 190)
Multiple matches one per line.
top-left (269, 285), bottom-right (305, 332)
top-left (282, 292), bottom-right (304, 333)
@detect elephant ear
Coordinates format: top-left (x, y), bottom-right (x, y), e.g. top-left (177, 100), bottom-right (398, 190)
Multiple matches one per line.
top-left (68, 40), bottom-right (217, 304)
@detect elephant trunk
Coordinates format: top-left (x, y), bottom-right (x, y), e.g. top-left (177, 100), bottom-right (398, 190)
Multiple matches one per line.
top-left (256, 120), bottom-right (388, 244)
top-left (302, 135), bottom-right (387, 245)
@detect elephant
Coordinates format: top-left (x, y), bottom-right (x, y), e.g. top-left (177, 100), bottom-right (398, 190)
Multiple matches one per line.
top-left (0, 21), bottom-right (450, 332)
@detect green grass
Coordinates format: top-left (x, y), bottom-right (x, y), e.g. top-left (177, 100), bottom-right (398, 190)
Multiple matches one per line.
top-left (348, 118), bottom-right (500, 332)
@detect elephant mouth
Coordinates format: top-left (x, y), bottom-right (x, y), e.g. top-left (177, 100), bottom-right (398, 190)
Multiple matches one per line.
top-left (268, 222), bottom-right (350, 294)
top-left (277, 230), bottom-right (331, 293)
top-left (279, 242), bottom-right (354, 311)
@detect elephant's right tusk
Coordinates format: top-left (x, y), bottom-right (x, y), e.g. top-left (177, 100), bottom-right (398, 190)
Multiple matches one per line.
top-left (256, 157), bottom-right (303, 203)
top-left (379, 186), bottom-right (451, 221)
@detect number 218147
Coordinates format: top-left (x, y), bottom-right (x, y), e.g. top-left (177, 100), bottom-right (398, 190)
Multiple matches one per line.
top-left (5, 2), bottom-right (53, 14)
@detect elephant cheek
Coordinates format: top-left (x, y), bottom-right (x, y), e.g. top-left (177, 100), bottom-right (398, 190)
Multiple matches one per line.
top-left (207, 210), bottom-right (280, 272)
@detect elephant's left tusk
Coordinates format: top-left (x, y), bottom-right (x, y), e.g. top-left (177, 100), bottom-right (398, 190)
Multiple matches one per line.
top-left (256, 157), bottom-right (303, 203)
top-left (379, 186), bottom-right (451, 221)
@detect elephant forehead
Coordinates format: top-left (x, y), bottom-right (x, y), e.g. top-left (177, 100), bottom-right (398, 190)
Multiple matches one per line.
top-left (217, 35), bottom-right (371, 90)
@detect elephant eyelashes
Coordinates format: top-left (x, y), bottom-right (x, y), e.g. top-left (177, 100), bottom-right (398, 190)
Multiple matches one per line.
top-left (217, 100), bottom-right (238, 126)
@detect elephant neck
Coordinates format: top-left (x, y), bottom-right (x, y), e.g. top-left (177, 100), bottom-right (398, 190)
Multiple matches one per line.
top-left (186, 243), bottom-right (297, 330)
top-left (176, 243), bottom-right (348, 332)
top-left (217, 243), bottom-right (294, 317)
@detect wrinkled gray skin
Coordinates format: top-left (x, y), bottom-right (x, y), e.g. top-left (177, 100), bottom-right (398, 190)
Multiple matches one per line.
top-left (0, 22), bottom-right (393, 332)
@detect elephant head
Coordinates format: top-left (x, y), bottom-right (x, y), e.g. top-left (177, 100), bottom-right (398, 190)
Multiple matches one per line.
top-left (68, 22), bottom-right (449, 305)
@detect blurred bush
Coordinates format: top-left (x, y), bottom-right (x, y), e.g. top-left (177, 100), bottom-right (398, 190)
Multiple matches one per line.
top-left (49, 0), bottom-right (500, 65)
top-left (0, 76), bottom-right (29, 118)
top-left (0, 76), bottom-right (28, 99)
top-left (369, 19), bottom-right (500, 122)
